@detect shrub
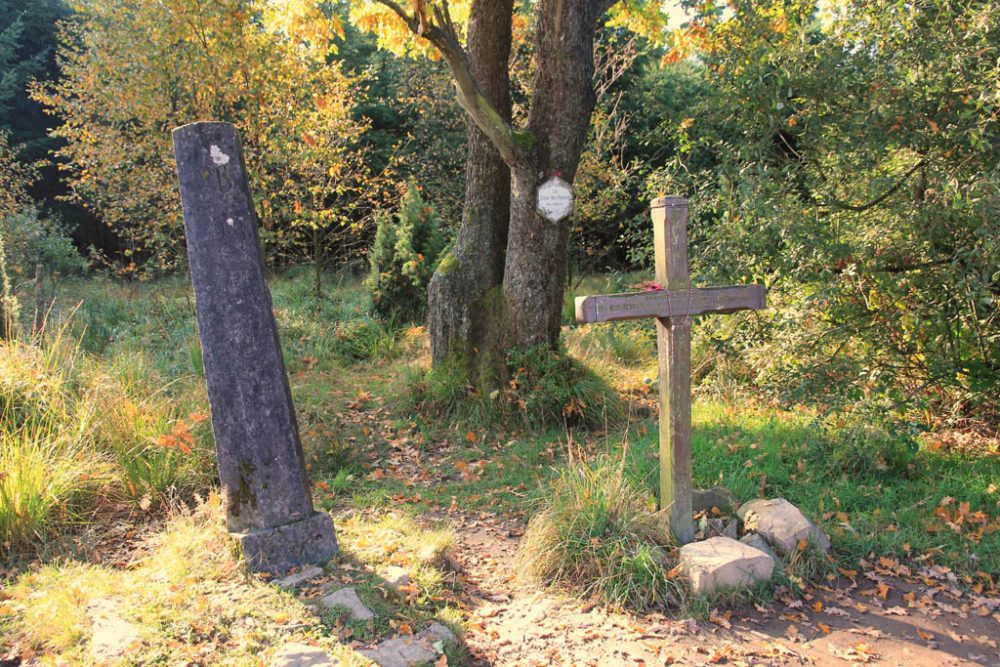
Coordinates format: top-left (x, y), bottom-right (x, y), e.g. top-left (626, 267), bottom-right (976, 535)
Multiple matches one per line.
top-left (0, 208), bottom-right (86, 278)
top-left (516, 454), bottom-right (680, 609)
top-left (409, 345), bottom-right (624, 430)
top-left (366, 184), bottom-right (446, 323)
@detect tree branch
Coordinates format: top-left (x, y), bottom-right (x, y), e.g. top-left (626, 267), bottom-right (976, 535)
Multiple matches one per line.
top-left (373, 0), bottom-right (526, 167)
top-left (820, 158), bottom-right (927, 213)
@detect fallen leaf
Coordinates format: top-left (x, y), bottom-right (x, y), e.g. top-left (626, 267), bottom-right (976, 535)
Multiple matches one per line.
top-left (709, 609), bottom-right (732, 629)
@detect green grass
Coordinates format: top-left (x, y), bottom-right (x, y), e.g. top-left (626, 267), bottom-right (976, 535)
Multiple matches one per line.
top-left (0, 313), bottom-right (214, 561)
top-left (619, 401), bottom-right (1000, 573)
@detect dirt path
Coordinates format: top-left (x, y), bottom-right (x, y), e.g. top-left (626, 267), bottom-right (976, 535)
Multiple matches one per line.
top-left (445, 512), bottom-right (1000, 667)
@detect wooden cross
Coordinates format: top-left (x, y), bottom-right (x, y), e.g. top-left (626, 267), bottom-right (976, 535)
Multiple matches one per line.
top-left (575, 197), bottom-right (767, 545)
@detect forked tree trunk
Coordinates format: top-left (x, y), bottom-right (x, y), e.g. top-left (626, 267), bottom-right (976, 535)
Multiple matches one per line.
top-left (426, 0), bottom-right (513, 375)
top-left (502, 0), bottom-right (606, 347)
top-left (386, 0), bottom-right (610, 363)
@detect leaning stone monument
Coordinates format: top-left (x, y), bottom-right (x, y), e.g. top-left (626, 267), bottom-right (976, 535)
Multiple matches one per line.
top-left (173, 121), bottom-right (337, 573)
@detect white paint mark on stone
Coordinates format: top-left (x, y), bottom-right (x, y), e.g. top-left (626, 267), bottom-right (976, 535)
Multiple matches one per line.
top-left (226, 218), bottom-right (235, 227)
top-left (210, 144), bottom-right (231, 166)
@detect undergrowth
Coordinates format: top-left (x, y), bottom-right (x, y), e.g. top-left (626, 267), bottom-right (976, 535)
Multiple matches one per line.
top-left (407, 344), bottom-right (625, 431)
top-left (516, 451), bottom-right (683, 610)
top-left (0, 321), bottom-right (214, 562)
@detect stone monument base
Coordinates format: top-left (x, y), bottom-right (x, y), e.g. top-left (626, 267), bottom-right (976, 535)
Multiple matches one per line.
top-left (235, 512), bottom-right (338, 575)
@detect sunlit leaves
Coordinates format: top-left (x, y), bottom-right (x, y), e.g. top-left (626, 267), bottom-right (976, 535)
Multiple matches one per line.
top-left (0, 132), bottom-right (35, 217)
top-left (262, 0), bottom-right (345, 60)
top-left (606, 0), bottom-right (671, 45)
top-left (349, 0), bottom-right (472, 59)
top-left (33, 0), bottom-right (373, 271)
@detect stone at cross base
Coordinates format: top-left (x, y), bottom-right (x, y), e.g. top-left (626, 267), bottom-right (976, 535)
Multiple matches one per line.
top-left (575, 197), bottom-right (767, 545)
top-left (173, 121), bottom-right (337, 574)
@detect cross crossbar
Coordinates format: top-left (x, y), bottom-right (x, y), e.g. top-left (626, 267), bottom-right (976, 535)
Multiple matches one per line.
top-left (575, 285), bottom-right (765, 324)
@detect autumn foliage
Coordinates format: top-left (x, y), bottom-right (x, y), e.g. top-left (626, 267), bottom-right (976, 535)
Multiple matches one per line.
top-left (32, 0), bottom-right (375, 271)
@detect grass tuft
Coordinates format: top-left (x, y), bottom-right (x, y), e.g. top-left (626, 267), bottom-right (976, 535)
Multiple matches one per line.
top-left (516, 452), bottom-right (682, 609)
top-left (408, 345), bottom-right (625, 430)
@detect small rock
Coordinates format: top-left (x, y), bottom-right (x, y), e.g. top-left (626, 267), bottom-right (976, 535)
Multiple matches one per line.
top-left (679, 536), bottom-right (775, 595)
top-left (700, 517), bottom-right (739, 539)
top-left (384, 565), bottom-right (411, 590)
top-left (359, 622), bottom-right (455, 667)
top-left (740, 532), bottom-right (779, 565)
top-left (318, 587), bottom-right (375, 621)
top-left (360, 637), bottom-right (437, 667)
top-left (271, 642), bottom-right (335, 667)
top-left (275, 565), bottom-right (324, 588)
top-left (88, 598), bottom-right (141, 664)
top-left (692, 487), bottom-right (740, 515)
top-left (737, 498), bottom-right (831, 555)
top-left (419, 621), bottom-right (456, 645)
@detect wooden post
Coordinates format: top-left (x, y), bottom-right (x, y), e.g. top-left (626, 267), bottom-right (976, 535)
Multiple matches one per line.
top-left (653, 197), bottom-right (694, 545)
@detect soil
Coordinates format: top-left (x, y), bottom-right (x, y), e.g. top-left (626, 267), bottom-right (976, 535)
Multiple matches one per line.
top-left (446, 511), bottom-right (1000, 667)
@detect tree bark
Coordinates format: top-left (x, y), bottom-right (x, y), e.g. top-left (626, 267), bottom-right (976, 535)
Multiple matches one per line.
top-left (426, 0), bottom-right (513, 372)
top-left (502, 0), bottom-right (608, 347)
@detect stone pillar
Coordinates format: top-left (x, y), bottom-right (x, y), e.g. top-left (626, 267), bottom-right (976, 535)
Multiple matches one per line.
top-left (172, 121), bottom-right (337, 573)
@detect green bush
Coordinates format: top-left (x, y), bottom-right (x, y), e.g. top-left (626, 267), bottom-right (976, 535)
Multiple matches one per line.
top-left (366, 184), bottom-right (446, 323)
top-left (516, 454), bottom-right (681, 609)
top-left (409, 345), bottom-right (624, 430)
top-left (1, 208), bottom-right (87, 278)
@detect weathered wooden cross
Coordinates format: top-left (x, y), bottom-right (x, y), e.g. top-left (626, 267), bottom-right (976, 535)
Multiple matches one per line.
top-left (575, 197), bottom-right (766, 545)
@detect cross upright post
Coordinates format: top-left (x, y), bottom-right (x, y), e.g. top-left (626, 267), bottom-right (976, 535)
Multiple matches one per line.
top-left (654, 197), bottom-right (694, 545)
top-left (575, 197), bottom-right (766, 545)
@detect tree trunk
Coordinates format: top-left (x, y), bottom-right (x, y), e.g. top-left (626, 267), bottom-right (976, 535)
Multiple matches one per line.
top-left (426, 0), bottom-right (513, 375)
top-left (0, 234), bottom-right (15, 341)
top-left (502, 0), bottom-right (606, 347)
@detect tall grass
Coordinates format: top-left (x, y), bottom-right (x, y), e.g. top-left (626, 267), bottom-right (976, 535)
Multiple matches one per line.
top-left (0, 422), bottom-right (110, 553)
top-left (0, 320), bottom-right (214, 561)
top-left (516, 451), bottom-right (682, 609)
